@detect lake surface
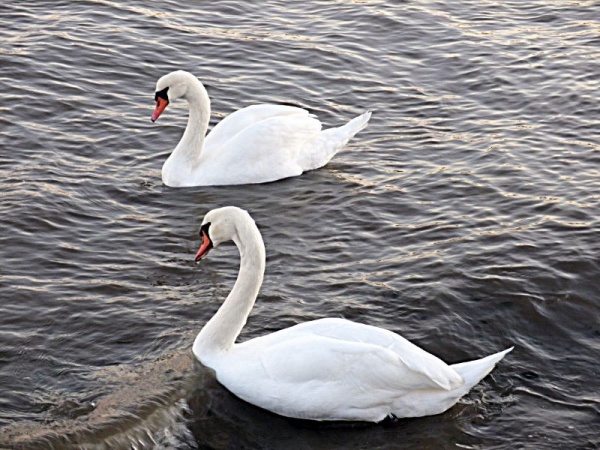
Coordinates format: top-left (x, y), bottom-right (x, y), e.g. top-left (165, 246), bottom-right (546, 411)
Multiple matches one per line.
top-left (0, 0), bottom-right (598, 448)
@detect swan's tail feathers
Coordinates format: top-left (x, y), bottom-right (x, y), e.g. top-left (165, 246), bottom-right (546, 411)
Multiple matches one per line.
top-left (300, 110), bottom-right (372, 171)
top-left (450, 347), bottom-right (513, 391)
top-left (390, 347), bottom-right (512, 419)
top-left (337, 110), bottom-right (372, 140)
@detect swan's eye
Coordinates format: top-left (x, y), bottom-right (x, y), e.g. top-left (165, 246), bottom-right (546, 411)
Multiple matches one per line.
top-left (199, 222), bottom-right (211, 237)
top-left (155, 87), bottom-right (169, 102)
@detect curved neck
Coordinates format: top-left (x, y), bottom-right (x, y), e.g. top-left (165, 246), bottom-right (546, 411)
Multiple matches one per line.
top-left (171, 80), bottom-right (211, 167)
top-left (193, 221), bottom-right (266, 361)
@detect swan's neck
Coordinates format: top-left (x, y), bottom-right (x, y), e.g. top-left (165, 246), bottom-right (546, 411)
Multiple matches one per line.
top-left (193, 222), bottom-right (265, 361)
top-left (165, 80), bottom-right (211, 174)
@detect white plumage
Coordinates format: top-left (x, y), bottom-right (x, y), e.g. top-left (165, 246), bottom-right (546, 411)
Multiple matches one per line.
top-left (192, 206), bottom-right (512, 422)
top-left (151, 71), bottom-right (371, 187)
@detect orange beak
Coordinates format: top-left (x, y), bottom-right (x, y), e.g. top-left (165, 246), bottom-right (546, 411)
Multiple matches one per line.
top-left (151, 97), bottom-right (169, 122)
top-left (195, 229), bottom-right (213, 262)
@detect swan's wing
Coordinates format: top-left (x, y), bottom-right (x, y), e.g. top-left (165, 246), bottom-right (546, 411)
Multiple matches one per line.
top-left (259, 335), bottom-right (438, 389)
top-left (204, 104), bottom-right (317, 155)
top-left (218, 333), bottom-right (461, 420)
top-left (198, 112), bottom-right (322, 184)
top-left (258, 318), bottom-right (464, 391)
top-left (227, 319), bottom-right (463, 390)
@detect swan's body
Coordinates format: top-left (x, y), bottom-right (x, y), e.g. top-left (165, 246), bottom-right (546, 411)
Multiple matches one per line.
top-left (192, 207), bottom-right (512, 422)
top-left (151, 71), bottom-right (371, 187)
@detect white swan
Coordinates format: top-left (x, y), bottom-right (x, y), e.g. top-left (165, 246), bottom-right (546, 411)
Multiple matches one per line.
top-left (192, 206), bottom-right (513, 422)
top-left (151, 70), bottom-right (371, 187)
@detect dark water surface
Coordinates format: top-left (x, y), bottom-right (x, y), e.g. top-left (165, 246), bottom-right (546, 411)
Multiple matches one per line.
top-left (1, 0), bottom-right (599, 448)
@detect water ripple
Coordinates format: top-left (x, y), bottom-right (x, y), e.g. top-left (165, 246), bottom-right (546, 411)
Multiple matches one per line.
top-left (1, 0), bottom-right (599, 448)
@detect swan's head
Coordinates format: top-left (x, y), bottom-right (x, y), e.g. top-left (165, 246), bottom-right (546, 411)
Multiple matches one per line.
top-left (151, 70), bottom-right (197, 122)
top-left (195, 206), bottom-right (254, 262)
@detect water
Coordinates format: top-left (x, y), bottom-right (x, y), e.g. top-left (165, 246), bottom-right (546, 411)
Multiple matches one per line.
top-left (0, 0), bottom-right (598, 448)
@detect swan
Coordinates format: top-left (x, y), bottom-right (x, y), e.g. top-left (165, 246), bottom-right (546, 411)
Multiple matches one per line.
top-left (151, 70), bottom-right (371, 187)
top-left (192, 206), bottom-right (513, 422)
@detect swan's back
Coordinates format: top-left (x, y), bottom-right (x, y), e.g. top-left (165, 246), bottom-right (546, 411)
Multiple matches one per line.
top-left (210, 318), bottom-right (477, 421)
top-left (199, 105), bottom-right (370, 185)
top-left (203, 104), bottom-right (318, 157)
top-left (244, 318), bottom-right (465, 390)
top-left (196, 108), bottom-right (323, 185)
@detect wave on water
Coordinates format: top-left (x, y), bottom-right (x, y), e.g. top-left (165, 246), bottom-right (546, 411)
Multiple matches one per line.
top-left (0, 352), bottom-right (199, 450)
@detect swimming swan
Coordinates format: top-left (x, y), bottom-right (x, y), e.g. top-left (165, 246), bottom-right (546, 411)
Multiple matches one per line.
top-left (192, 206), bottom-right (512, 422)
top-left (151, 70), bottom-right (371, 187)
